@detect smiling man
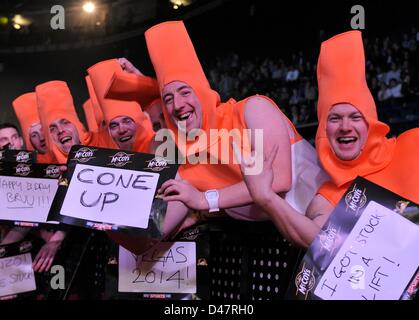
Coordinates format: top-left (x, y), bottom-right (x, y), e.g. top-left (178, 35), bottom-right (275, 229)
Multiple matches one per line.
top-left (145, 21), bottom-right (327, 229)
top-left (48, 118), bottom-right (81, 154)
top-left (36, 81), bottom-right (88, 163)
top-left (88, 59), bottom-right (155, 153)
top-left (36, 80), bottom-right (112, 164)
top-left (161, 82), bottom-right (202, 134)
top-left (325, 103), bottom-right (368, 161)
top-left (108, 116), bottom-right (138, 150)
top-left (315, 31), bottom-right (418, 206)
top-left (237, 30), bottom-right (419, 248)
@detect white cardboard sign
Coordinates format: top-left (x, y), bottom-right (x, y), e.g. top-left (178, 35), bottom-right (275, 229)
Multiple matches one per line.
top-left (118, 242), bottom-right (196, 293)
top-left (314, 201), bottom-right (419, 300)
top-left (0, 253), bottom-right (36, 297)
top-left (0, 176), bottom-right (59, 224)
top-left (60, 163), bottom-right (160, 228)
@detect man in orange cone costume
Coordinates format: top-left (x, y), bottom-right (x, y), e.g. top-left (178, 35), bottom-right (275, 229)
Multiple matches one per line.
top-left (12, 92), bottom-right (56, 163)
top-left (87, 59), bottom-right (155, 153)
top-left (238, 30), bottom-right (419, 248)
top-left (145, 21), bottom-right (327, 227)
top-left (87, 59), bottom-right (185, 254)
top-left (315, 31), bottom-right (419, 205)
top-left (36, 80), bottom-right (112, 164)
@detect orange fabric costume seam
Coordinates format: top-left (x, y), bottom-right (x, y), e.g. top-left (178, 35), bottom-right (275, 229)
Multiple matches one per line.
top-left (82, 99), bottom-right (99, 133)
top-left (85, 75), bottom-right (106, 132)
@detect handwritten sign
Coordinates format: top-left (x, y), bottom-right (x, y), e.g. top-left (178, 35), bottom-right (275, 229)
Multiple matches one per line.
top-left (60, 163), bottom-right (159, 229)
top-left (118, 242), bottom-right (196, 293)
top-left (289, 177), bottom-right (419, 300)
top-left (0, 253), bottom-right (36, 298)
top-left (314, 201), bottom-right (419, 300)
top-left (48, 146), bottom-right (178, 234)
top-left (0, 176), bottom-right (59, 225)
top-left (0, 149), bottom-right (37, 164)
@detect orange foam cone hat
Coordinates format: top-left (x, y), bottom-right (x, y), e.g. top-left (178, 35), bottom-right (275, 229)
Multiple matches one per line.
top-left (85, 75), bottom-right (105, 132)
top-left (145, 21), bottom-right (220, 157)
top-left (36, 80), bottom-right (91, 163)
top-left (87, 59), bottom-right (154, 152)
top-left (105, 70), bottom-right (160, 108)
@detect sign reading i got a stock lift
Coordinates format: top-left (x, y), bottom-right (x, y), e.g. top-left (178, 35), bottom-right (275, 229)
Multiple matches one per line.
top-left (289, 177), bottom-right (419, 300)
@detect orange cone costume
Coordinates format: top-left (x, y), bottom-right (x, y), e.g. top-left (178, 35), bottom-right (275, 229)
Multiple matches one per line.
top-left (82, 99), bottom-right (98, 133)
top-left (316, 30), bottom-right (419, 205)
top-left (105, 71), bottom-right (167, 132)
top-left (87, 59), bottom-right (154, 152)
top-left (12, 92), bottom-right (56, 163)
top-left (146, 21), bottom-right (328, 218)
top-left (104, 69), bottom-right (160, 109)
top-left (36, 80), bottom-right (112, 163)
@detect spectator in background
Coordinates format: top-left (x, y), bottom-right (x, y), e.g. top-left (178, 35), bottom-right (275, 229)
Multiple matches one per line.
top-left (303, 80), bottom-right (317, 102)
top-left (299, 104), bottom-right (311, 124)
top-left (375, 65), bottom-right (386, 83)
top-left (387, 78), bottom-right (403, 99)
top-left (290, 105), bottom-right (299, 125)
top-left (369, 77), bottom-right (379, 100)
top-left (0, 123), bottom-right (23, 150)
top-left (278, 87), bottom-right (290, 106)
top-left (385, 63), bottom-right (401, 84)
top-left (286, 64), bottom-right (299, 82)
top-left (377, 82), bottom-right (391, 101)
top-left (289, 88), bottom-right (301, 106)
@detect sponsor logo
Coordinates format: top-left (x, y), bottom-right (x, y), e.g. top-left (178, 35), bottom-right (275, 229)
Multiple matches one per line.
top-left (319, 223), bottom-right (339, 254)
top-left (15, 163), bottom-right (31, 176)
top-left (45, 165), bottom-right (61, 178)
top-left (86, 221), bottom-right (114, 230)
top-left (407, 273), bottom-right (419, 295)
top-left (181, 227), bottom-right (200, 241)
top-left (15, 222), bottom-right (38, 227)
top-left (394, 200), bottom-right (410, 214)
top-left (345, 184), bottom-right (367, 215)
top-left (145, 157), bottom-right (168, 172)
top-left (19, 241), bottom-right (32, 253)
top-left (295, 266), bottom-right (316, 299)
top-left (142, 293), bottom-right (172, 299)
top-left (108, 152), bottom-right (134, 168)
top-left (15, 151), bottom-right (31, 163)
top-left (73, 147), bottom-right (95, 163)
top-left (0, 247), bottom-right (6, 258)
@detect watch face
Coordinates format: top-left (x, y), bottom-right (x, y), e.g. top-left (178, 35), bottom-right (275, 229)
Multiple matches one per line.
top-left (206, 191), bottom-right (218, 199)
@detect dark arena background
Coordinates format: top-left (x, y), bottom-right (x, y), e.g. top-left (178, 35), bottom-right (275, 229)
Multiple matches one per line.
top-left (0, 0), bottom-right (418, 304)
